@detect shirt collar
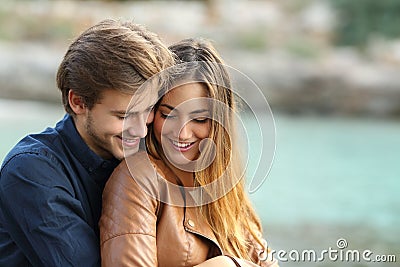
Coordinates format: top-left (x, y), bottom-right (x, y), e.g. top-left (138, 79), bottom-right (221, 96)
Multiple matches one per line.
top-left (56, 114), bottom-right (120, 176)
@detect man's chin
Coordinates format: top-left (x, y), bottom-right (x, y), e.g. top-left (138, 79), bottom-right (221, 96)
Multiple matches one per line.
top-left (113, 152), bottom-right (124, 161)
top-left (122, 146), bottom-right (139, 158)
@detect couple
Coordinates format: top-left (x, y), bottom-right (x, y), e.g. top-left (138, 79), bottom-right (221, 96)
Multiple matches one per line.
top-left (0, 19), bottom-right (278, 267)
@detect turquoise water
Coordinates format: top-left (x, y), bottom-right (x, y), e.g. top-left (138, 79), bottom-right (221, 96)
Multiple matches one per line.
top-left (0, 99), bottom-right (65, 162)
top-left (247, 114), bottom-right (400, 226)
top-left (1, 99), bottom-right (399, 266)
top-left (245, 114), bottom-right (400, 266)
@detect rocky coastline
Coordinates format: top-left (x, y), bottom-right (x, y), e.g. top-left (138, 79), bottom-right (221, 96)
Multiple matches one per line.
top-left (1, 0), bottom-right (400, 117)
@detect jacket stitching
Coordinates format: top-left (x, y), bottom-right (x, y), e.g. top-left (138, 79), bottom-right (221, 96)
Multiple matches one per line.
top-left (101, 232), bottom-right (156, 246)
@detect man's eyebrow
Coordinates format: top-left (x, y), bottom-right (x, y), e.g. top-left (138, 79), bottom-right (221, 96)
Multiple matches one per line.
top-left (111, 105), bottom-right (154, 115)
top-left (111, 110), bottom-right (128, 115)
top-left (159, 104), bottom-right (209, 114)
top-left (160, 104), bottom-right (174, 110)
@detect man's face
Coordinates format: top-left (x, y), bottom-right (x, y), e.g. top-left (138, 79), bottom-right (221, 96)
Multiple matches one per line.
top-left (78, 89), bottom-right (157, 160)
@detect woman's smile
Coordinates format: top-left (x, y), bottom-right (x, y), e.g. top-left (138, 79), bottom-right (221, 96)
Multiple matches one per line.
top-left (170, 139), bottom-right (196, 152)
top-left (153, 82), bottom-right (211, 166)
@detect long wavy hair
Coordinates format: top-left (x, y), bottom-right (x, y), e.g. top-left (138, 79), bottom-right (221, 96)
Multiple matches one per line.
top-left (146, 38), bottom-right (265, 260)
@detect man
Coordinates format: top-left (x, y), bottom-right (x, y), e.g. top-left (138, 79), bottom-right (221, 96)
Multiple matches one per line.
top-left (0, 19), bottom-right (174, 266)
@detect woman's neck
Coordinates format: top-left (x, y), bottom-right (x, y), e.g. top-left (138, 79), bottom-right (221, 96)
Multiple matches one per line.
top-left (166, 163), bottom-right (195, 187)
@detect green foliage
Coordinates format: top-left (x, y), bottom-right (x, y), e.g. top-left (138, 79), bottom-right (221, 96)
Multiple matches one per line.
top-left (331, 0), bottom-right (400, 47)
top-left (0, 9), bottom-right (74, 42)
top-left (235, 30), bottom-right (268, 52)
top-left (285, 37), bottom-right (320, 59)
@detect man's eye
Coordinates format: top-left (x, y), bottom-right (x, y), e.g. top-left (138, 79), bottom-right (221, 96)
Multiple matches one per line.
top-left (160, 113), bottom-right (175, 119)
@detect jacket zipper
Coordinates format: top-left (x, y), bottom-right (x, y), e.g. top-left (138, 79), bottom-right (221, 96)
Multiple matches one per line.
top-left (184, 226), bottom-right (223, 256)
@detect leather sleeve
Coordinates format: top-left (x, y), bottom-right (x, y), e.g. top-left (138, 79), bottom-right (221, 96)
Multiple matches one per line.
top-left (99, 157), bottom-right (160, 267)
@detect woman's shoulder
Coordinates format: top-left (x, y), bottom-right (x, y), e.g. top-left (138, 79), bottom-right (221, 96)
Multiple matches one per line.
top-left (122, 150), bottom-right (157, 175)
top-left (105, 151), bottom-right (162, 199)
top-left (100, 151), bottom-right (162, 244)
top-left (125, 150), bottom-right (175, 182)
top-left (106, 150), bottom-right (186, 207)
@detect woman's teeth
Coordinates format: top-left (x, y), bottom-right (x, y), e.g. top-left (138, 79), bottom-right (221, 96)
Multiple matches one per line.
top-left (172, 140), bottom-right (192, 148)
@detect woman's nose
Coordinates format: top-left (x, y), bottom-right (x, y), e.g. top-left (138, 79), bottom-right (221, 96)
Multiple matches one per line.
top-left (177, 121), bottom-right (192, 140)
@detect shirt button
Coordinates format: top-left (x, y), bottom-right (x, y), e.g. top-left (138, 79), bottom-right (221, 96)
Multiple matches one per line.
top-left (187, 219), bottom-right (195, 228)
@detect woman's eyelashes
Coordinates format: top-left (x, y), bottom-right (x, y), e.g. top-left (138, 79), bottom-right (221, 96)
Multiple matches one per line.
top-left (159, 112), bottom-right (209, 123)
top-left (192, 117), bottom-right (209, 123)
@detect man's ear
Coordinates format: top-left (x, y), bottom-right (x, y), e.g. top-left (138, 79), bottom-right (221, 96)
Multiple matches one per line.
top-left (68, 90), bottom-right (86, 115)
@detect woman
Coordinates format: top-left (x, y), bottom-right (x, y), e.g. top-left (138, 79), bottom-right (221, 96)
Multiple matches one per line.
top-left (100, 38), bottom-right (278, 267)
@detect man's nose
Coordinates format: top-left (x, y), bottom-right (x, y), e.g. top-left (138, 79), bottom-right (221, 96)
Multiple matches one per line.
top-left (125, 114), bottom-right (148, 138)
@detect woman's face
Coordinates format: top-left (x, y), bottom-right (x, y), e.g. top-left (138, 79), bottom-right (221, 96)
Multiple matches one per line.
top-left (153, 83), bottom-right (211, 167)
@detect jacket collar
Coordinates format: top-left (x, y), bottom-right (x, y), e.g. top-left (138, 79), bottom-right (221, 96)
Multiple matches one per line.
top-left (56, 114), bottom-right (119, 178)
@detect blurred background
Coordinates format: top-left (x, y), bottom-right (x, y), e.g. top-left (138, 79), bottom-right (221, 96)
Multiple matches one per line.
top-left (0, 0), bottom-right (399, 266)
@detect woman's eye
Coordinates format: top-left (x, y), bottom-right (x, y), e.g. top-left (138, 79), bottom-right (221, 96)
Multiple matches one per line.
top-left (193, 117), bottom-right (209, 123)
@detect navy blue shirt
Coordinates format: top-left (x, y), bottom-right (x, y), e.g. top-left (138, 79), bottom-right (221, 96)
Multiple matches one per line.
top-left (0, 114), bottom-right (120, 266)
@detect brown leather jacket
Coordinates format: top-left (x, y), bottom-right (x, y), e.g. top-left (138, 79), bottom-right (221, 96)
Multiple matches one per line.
top-left (100, 151), bottom-right (279, 267)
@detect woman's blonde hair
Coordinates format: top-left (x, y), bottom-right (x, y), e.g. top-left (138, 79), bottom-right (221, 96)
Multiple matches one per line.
top-left (146, 38), bottom-right (265, 260)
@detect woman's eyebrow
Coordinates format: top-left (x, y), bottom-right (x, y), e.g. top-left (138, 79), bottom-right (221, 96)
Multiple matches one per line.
top-left (189, 109), bottom-right (209, 115)
top-left (160, 104), bottom-right (209, 114)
